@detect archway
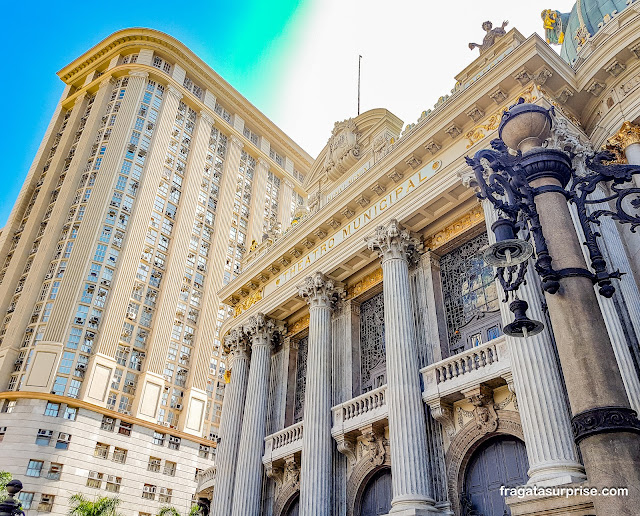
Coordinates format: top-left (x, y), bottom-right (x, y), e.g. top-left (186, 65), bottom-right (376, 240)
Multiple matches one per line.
top-left (463, 435), bottom-right (529, 515)
top-left (283, 493), bottom-right (299, 516)
top-left (357, 467), bottom-right (392, 516)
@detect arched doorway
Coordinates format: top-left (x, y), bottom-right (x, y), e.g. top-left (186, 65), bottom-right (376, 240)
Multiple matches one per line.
top-left (358, 468), bottom-right (392, 516)
top-left (463, 435), bottom-right (529, 515)
top-left (284, 494), bottom-right (299, 516)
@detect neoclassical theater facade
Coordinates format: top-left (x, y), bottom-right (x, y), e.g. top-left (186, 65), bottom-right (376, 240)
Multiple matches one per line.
top-left (196, 2), bottom-right (640, 516)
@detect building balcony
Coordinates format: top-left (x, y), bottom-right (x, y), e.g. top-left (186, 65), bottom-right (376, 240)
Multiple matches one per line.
top-left (331, 384), bottom-right (388, 437)
top-left (196, 465), bottom-right (216, 495)
top-left (421, 336), bottom-right (511, 406)
top-left (263, 421), bottom-right (304, 467)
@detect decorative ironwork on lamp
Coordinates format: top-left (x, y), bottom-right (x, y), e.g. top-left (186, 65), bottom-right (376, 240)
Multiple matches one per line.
top-left (465, 98), bottom-right (640, 337)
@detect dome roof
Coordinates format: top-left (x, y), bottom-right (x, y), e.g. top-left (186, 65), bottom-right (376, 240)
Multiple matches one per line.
top-left (542, 0), bottom-right (632, 65)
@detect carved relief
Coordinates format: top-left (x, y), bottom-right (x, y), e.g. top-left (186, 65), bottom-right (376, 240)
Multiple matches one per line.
top-left (373, 131), bottom-right (392, 162)
top-left (273, 455), bottom-right (301, 516)
top-left (324, 118), bottom-right (361, 181)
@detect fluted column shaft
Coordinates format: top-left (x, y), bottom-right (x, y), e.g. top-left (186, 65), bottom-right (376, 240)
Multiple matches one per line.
top-left (297, 273), bottom-right (341, 516)
top-left (483, 201), bottom-right (586, 484)
top-left (211, 330), bottom-right (250, 516)
top-left (366, 220), bottom-right (436, 513)
top-left (231, 315), bottom-right (279, 516)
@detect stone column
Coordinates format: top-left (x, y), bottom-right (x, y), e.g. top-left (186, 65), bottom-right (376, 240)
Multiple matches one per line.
top-left (480, 198), bottom-right (586, 485)
top-left (365, 219), bottom-right (438, 514)
top-left (211, 328), bottom-right (250, 516)
top-left (231, 314), bottom-right (281, 516)
top-left (525, 149), bottom-right (640, 514)
top-left (297, 272), bottom-right (343, 516)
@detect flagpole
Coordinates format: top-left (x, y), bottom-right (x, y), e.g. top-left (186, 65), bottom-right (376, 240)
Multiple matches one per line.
top-left (357, 54), bottom-right (362, 115)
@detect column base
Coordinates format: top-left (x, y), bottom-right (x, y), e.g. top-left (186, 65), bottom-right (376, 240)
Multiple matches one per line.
top-left (526, 462), bottom-right (587, 487)
top-left (388, 495), bottom-right (440, 515)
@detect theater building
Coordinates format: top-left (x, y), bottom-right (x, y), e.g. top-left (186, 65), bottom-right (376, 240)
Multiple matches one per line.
top-left (197, 2), bottom-right (640, 515)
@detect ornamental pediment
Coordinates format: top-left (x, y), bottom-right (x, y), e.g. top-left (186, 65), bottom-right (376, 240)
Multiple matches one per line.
top-left (324, 118), bottom-right (361, 181)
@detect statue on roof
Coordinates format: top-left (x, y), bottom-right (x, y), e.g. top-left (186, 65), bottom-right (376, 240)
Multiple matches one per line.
top-left (469, 20), bottom-right (509, 54)
top-left (541, 9), bottom-right (568, 44)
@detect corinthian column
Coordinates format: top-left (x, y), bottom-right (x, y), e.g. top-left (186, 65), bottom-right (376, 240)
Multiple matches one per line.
top-left (480, 198), bottom-right (586, 485)
top-left (365, 219), bottom-right (438, 514)
top-left (211, 328), bottom-right (250, 516)
top-left (231, 314), bottom-right (281, 516)
top-left (297, 272), bottom-right (343, 516)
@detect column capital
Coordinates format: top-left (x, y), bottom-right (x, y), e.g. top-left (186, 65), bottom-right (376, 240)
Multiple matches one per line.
top-left (297, 272), bottom-right (344, 309)
top-left (199, 110), bottom-right (215, 128)
top-left (231, 135), bottom-right (244, 150)
top-left (128, 69), bottom-right (149, 79)
top-left (607, 121), bottom-right (640, 151)
top-left (224, 327), bottom-right (249, 365)
top-left (257, 157), bottom-right (270, 170)
top-left (244, 313), bottom-right (284, 346)
top-left (99, 76), bottom-right (117, 90)
top-left (365, 219), bottom-right (423, 263)
top-left (167, 85), bottom-right (183, 101)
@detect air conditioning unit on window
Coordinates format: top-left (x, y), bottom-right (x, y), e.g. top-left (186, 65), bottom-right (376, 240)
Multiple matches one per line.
top-left (175, 404), bottom-right (183, 411)
top-left (126, 311), bottom-right (136, 320)
top-left (76, 363), bottom-right (87, 371)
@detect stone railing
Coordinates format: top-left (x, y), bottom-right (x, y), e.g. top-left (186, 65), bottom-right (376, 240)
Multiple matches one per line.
top-left (263, 422), bottom-right (304, 465)
top-left (421, 336), bottom-right (511, 403)
top-left (196, 465), bottom-right (216, 494)
top-left (331, 385), bottom-right (388, 437)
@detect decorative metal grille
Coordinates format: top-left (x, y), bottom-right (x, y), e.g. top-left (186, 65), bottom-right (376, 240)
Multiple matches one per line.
top-left (360, 292), bottom-right (386, 392)
top-left (440, 232), bottom-right (499, 353)
top-left (293, 336), bottom-right (308, 423)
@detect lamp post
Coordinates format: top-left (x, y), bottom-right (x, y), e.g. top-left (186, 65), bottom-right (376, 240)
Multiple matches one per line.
top-left (0, 479), bottom-right (24, 516)
top-left (465, 100), bottom-right (640, 513)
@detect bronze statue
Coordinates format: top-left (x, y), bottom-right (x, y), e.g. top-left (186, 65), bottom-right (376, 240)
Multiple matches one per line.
top-left (469, 20), bottom-right (509, 53)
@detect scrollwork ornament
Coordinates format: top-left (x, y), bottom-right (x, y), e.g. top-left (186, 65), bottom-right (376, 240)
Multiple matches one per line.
top-left (297, 272), bottom-right (344, 309)
top-left (571, 406), bottom-right (640, 444)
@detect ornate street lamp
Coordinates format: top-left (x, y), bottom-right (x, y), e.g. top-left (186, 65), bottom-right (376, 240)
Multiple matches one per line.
top-left (465, 98), bottom-right (640, 513)
top-left (465, 99), bottom-right (640, 336)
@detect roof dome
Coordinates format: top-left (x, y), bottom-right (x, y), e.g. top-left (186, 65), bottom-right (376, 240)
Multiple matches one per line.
top-left (542, 0), bottom-right (632, 65)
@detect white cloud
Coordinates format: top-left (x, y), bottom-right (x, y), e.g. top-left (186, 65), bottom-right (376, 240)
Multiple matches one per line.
top-left (270, 0), bottom-right (576, 158)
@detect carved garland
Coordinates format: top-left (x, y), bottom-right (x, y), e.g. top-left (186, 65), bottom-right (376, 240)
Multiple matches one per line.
top-left (445, 410), bottom-right (524, 516)
top-left (347, 434), bottom-right (391, 516)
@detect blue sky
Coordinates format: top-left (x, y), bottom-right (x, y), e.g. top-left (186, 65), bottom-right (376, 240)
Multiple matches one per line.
top-left (0, 0), bottom-right (577, 228)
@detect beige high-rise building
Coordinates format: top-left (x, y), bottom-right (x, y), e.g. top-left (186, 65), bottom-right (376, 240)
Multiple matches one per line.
top-left (0, 28), bottom-right (310, 514)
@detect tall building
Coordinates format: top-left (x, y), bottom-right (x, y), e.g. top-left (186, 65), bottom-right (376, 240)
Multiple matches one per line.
top-left (193, 2), bottom-right (640, 516)
top-left (0, 28), bottom-right (311, 514)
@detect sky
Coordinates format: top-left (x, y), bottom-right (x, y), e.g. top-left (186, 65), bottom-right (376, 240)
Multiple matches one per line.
top-left (0, 0), bottom-right (578, 227)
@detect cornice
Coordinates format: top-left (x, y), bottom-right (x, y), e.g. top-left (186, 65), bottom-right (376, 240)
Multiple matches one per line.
top-left (0, 391), bottom-right (216, 447)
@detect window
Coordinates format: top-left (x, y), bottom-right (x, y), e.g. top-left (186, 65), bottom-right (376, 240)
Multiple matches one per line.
top-left (142, 484), bottom-right (156, 500)
top-left (0, 426), bottom-right (6, 442)
top-left (112, 447), bottom-right (127, 464)
top-left (87, 471), bottom-right (103, 488)
top-left (94, 442), bottom-right (109, 459)
top-left (56, 432), bottom-right (71, 449)
top-left (36, 429), bottom-right (53, 446)
top-left (64, 406), bottom-right (77, 420)
top-left (105, 475), bottom-right (122, 493)
top-left (44, 402), bottom-right (60, 417)
top-left (153, 431), bottom-right (165, 446)
top-left (26, 460), bottom-right (44, 477)
top-left (158, 487), bottom-right (172, 503)
top-left (38, 494), bottom-right (55, 512)
top-left (118, 421), bottom-right (132, 436)
top-left (148, 457), bottom-right (161, 473)
top-left (199, 444), bottom-right (210, 459)
top-left (163, 461), bottom-right (176, 476)
top-left (168, 435), bottom-right (181, 450)
top-left (17, 491), bottom-right (34, 509)
top-left (101, 415), bottom-right (115, 431)
top-left (1, 400), bottom-right (16, 413)
top-left (47, 463), bottom-right (62, 480)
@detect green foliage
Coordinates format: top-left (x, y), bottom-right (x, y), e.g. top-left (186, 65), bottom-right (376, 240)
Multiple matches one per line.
top-left (157, 506), bottom-right (202, 516)
top-left (0, 471), bottom-right (13, 502)
top-left (68, 494), bottom-right (121, 516)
